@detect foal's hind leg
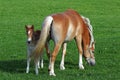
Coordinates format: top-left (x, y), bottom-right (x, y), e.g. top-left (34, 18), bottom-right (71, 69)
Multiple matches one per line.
top-left (40, 52), bottom-right (44, 68)
top-left (45, 42), bottom-right (51, 59)
top-left (60, 43), bottom-right (67, 70)
top-left (34, 57), bottom-right (40, 75)
top-left (75, 35), bottom-right (84, 69)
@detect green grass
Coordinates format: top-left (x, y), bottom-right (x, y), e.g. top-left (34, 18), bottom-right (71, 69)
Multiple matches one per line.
top-left (0, 0), bottom-right (120, 80)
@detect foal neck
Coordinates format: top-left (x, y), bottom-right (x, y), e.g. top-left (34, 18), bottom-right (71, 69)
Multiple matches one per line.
top-left (32, 30), bottom-right (41, 44)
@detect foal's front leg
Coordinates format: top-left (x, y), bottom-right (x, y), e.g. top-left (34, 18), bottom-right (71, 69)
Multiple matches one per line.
top-left (26, 57), bottom-right (31, 73)
top-left (60, 43), bottom-right (67, 70)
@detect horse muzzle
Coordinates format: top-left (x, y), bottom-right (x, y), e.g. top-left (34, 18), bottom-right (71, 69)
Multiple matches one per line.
top-left (86, 58), bottom-right (95, 66)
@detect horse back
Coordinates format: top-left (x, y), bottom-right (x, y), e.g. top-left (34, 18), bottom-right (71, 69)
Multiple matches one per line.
top-left (51, 9), bottom-right (84, 42)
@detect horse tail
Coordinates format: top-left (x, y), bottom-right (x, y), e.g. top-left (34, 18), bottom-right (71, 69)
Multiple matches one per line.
top-left (33, 16), bottom-right (53, 58)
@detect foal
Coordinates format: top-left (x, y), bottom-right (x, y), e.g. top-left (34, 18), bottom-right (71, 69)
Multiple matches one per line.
top-left (25, 25), bottom-right (50, 74)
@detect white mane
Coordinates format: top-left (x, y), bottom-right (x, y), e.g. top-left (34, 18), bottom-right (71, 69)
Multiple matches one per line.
top-left (81, 16), bottom-right (94, 47)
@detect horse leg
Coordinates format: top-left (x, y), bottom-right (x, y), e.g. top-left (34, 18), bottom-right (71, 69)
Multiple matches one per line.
top-left (49, 42), bottom-right (62, 76)
top-left (75, 35), bottom-right (84, 69)
top-left (60, 43), bottom-right (67, 70)
top-left (26, 56), bottom-right (31, 73)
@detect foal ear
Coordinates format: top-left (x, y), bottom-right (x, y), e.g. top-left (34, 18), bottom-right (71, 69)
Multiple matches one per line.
top-left (25, 25), bottom-right (28, 29)
top-left (31, 25), bottom-right (34, 29)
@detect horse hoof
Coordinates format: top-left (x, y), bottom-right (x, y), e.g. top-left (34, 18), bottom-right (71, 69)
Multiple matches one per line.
top-left (49, 71), bottom-right (56, 76)
top-left (79, 65), bottom-right (84, 70)
top-left (60, 65), bottom-right (65, 70)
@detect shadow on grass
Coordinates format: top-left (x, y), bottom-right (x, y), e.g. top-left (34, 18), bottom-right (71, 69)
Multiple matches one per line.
top-left (0, 59), bottom-right (77, 74)
top-left (0, 59), bottom-right (27, 73)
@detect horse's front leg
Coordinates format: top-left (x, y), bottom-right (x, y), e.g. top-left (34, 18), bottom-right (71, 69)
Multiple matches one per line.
top-left (60, 43), bottom-right (67, 70)
top-left (75, 35), bottom-right (84, 69)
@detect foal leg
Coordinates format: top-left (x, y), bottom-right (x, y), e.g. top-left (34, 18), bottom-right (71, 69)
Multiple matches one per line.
top-left (75, 35), bottom-right (84, 69)
top-left (26, 56), bottom-right (31, 73)
top-left (60, 43), bottom-right (67, 70)
top-left (49, 42), bottom-right (62, 76)
top-left (40, 53), bottom-right (44, 68)
top-left (34, 57), bottom-right (40, 75)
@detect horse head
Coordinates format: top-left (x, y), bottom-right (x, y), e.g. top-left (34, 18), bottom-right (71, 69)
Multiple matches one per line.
top-left (83, 42), bottom-right (95, 66)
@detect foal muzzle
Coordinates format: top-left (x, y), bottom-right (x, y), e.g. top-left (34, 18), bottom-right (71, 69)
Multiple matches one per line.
top-left (27, 38), bottom-right (32, 44)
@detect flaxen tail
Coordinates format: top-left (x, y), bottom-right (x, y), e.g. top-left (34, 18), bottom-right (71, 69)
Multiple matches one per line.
top-left (33, 16), bottom-right (53, 58)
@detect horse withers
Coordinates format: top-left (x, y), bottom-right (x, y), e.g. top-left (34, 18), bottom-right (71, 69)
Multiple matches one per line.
top-left (25, 25), bottom-right (50, 75)
top-left (33, 9), bottom-right (95, 76)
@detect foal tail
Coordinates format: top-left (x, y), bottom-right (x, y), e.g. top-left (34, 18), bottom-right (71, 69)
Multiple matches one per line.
top-left (33, 16), bottom-right (53, 58)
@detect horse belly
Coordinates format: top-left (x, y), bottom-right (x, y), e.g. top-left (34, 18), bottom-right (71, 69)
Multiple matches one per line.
top-left (65, 24), bottom-right (76, 41)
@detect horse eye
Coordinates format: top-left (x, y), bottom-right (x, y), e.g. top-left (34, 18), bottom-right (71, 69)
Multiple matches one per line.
top-left (92, 51), bottom-right (94, 53)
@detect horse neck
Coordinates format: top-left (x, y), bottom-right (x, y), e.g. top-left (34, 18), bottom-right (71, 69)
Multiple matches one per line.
top-left (82, 25), bottom-right (91, 50)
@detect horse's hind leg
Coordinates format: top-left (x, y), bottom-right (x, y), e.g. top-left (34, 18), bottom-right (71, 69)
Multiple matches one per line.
top-left (75, 35), bottom-right (84, 69)
top-left (60, 43), bottom-right (67, 70)
top-left (49, 42), bottom-right (62, 76)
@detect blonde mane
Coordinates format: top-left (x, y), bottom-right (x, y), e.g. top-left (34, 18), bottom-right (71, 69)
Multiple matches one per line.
top-left (82, 16), bottom-right (94, 47)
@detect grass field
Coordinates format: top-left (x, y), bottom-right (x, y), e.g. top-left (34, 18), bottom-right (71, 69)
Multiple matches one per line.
top-left (0, 0), bottom-right (120, 80)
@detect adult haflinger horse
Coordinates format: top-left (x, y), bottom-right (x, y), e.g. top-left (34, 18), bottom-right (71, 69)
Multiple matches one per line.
top-left (33, 9), bottom-right (95, 76)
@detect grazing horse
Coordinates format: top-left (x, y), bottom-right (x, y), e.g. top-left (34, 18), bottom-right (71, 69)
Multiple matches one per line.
top-left (33, 9), bottom-right (95, 76)
top-left (60, 16), bottom-right (95, 70)
top-left (25, 25), bottom-right (50, 74)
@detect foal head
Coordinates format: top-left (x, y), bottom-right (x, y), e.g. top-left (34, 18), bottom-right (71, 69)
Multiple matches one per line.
top-left (25, 25), bottom-right (34, 44)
